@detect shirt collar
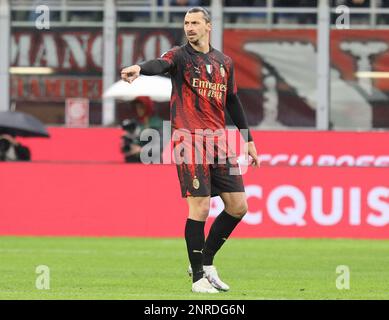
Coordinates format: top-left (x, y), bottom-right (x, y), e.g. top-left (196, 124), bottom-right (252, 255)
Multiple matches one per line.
top-left (185, 42), bottom-right (213, 55)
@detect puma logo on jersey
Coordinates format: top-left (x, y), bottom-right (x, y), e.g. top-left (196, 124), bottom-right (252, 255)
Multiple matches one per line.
top-left (192, 249), bottom-right (203, 254)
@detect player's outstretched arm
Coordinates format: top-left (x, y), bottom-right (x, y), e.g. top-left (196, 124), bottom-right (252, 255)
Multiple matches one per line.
top-left (121, 65), bottom-right (141, 84)
top-left (121, 59), bottom-right (171, 84)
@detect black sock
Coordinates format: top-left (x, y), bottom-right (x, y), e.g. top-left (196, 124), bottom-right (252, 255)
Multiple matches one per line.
top-left (203, 211), bottom-right (241, 266)
top-left (185, 218), bottom-right (205, 283)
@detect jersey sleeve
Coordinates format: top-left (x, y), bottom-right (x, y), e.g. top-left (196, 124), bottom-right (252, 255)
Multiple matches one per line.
top-left (159, 46), bottom-right (180, 73)
top-left (227, 59), bottom-right (238, 96)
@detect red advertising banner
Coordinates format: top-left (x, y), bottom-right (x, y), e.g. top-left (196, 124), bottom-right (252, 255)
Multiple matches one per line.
top-left (18, 127), bottom-right (124, 162)
top-left (18, 128), bottom-right (389, 166)
top-left (1, 129), bottom-right (388, 238)
top-left (0, 163), bottom-right (387, 238)
top-left (221, 167), bottom-right (389, 238)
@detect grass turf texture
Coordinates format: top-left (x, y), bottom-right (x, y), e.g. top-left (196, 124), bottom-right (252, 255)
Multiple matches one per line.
top-left (0, 237), bottom-right (388, 300)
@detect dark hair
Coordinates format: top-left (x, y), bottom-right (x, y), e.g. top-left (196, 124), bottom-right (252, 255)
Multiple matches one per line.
top-left (186, 7), bottom-right (211, 23)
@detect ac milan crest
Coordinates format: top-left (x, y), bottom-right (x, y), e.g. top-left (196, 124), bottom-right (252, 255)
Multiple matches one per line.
top-left (220, 64), bottom-right (225, 77)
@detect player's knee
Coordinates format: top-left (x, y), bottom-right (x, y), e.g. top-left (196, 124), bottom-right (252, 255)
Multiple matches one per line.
top-left (189, 209), bottom-right (209, 221)
top-left (226, 201), bottom-right (248, 218)
top-left (189, 200), bottom-right (210, 220)
top-left (199, 204), bottom-right (210, 219)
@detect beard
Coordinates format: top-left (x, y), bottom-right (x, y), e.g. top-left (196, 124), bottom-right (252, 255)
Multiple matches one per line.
top-left (186, 33), bottom-right (200, 45)
top-left (188, 39), bottom-right (200, 45)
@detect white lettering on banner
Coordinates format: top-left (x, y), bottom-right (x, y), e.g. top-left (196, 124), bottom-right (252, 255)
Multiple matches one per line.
top-left (91, 35), bottom-right (102, 67)
top-left (300, 155), bottom-right (314, 166)
top-left (258, 154), bottom-right (271, 163)
top-left (120, 34), bottom-right (136, 67)
top-left (33, 35), bottom-right (58, 67)
top-left (335, 155), bottom-right (352, 166)
top-left (209, 186), bottom-right (389, 227)
top-left (254, 154), bottom-right (389, 167)
top-left (367, 187), bottom-right (389, 227)
top-left (11, 35), bottom-right (31, 66)
top-left (289, 154), bottom-right (299, 166)
top-left (376, 156), bottom-right (389, 167)
top-left (267, 185), bottom-right (307, 226)
top-left (349, 188), bottom-right (361, 225)
top-left (269, 154), bottom-right (289, 166)
top-left (311, 187), bottom-right (343, 226)
top-left (62, 35), bottom-right (89, 69)
top-left (142, 35), bottom-right (172, 62)
top-left (11, 32), bottom-right (175, 71)
top-left (355, 156), bottom-right (375, 167)
top-left (317, 155), bottom-right (336, 166)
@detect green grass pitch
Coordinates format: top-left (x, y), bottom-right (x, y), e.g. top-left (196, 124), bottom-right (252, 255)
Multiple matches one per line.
top-left (0, 237), bottom-right (388, 300)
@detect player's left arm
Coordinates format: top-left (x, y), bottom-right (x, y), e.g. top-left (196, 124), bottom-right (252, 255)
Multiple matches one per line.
top-left (225, 59), bottom-right (259, 168)
top-left (226, 94), bottom-right (259, 168)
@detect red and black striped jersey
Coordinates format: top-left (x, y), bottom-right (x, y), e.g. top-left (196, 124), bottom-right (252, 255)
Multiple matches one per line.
top-left (161, 43), bottom-right (237, 133)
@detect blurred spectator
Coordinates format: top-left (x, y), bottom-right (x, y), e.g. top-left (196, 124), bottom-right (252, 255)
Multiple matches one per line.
top-left (132, 96), bottom-right (163, 132)
top-left (118, 11), bottom-right (136, 23)
top-left (378, 0), bottom-right (389, 25)
top-left (120, 119), bottom-right (142, 163)
top-left (171, 0), bottom-right (201, 5)
top-left (121, 97), bottom-right (163, 163)
top-left (298, 0), bottom-right (318, 24)
top-left (243, 0), bottom-right (317, 25)
top-left (332, 0), bottom-right (370, 5)
top-left (68, 11), bottom-right (103, 22)
top-left (0, 134), bottom-right (31, 162)
top-left (170, 0), bottom-right (202, 23)
top-left (274, 0), bottom-right (299, 24)
top-left (224, 0), bottom-right (266, 24)
top-left (118, 0), bottom-right (163, 22)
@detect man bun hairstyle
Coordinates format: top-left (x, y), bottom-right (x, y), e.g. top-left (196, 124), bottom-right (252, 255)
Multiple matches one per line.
top-left (186, 7), bottom-right (211, 23)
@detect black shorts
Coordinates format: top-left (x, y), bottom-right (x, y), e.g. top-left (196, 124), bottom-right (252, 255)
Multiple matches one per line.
top-left (172, 130), bottom-right (245, 198)
top-left (176, 158), bottom-right (245, 198)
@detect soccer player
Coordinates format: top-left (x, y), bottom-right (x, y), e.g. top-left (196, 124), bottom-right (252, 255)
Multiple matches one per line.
top-left (121, 7), bottom-right (259, 293)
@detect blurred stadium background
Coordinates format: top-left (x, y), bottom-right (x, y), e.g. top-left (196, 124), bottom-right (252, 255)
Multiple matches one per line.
top-left (0, 0), bottom-right (388, 299)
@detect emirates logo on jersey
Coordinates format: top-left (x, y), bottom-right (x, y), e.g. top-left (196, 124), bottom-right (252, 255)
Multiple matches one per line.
top-left (206, 64), bottom-right (212, 74)
top-left (192, 78), bottom-right (226, 100)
